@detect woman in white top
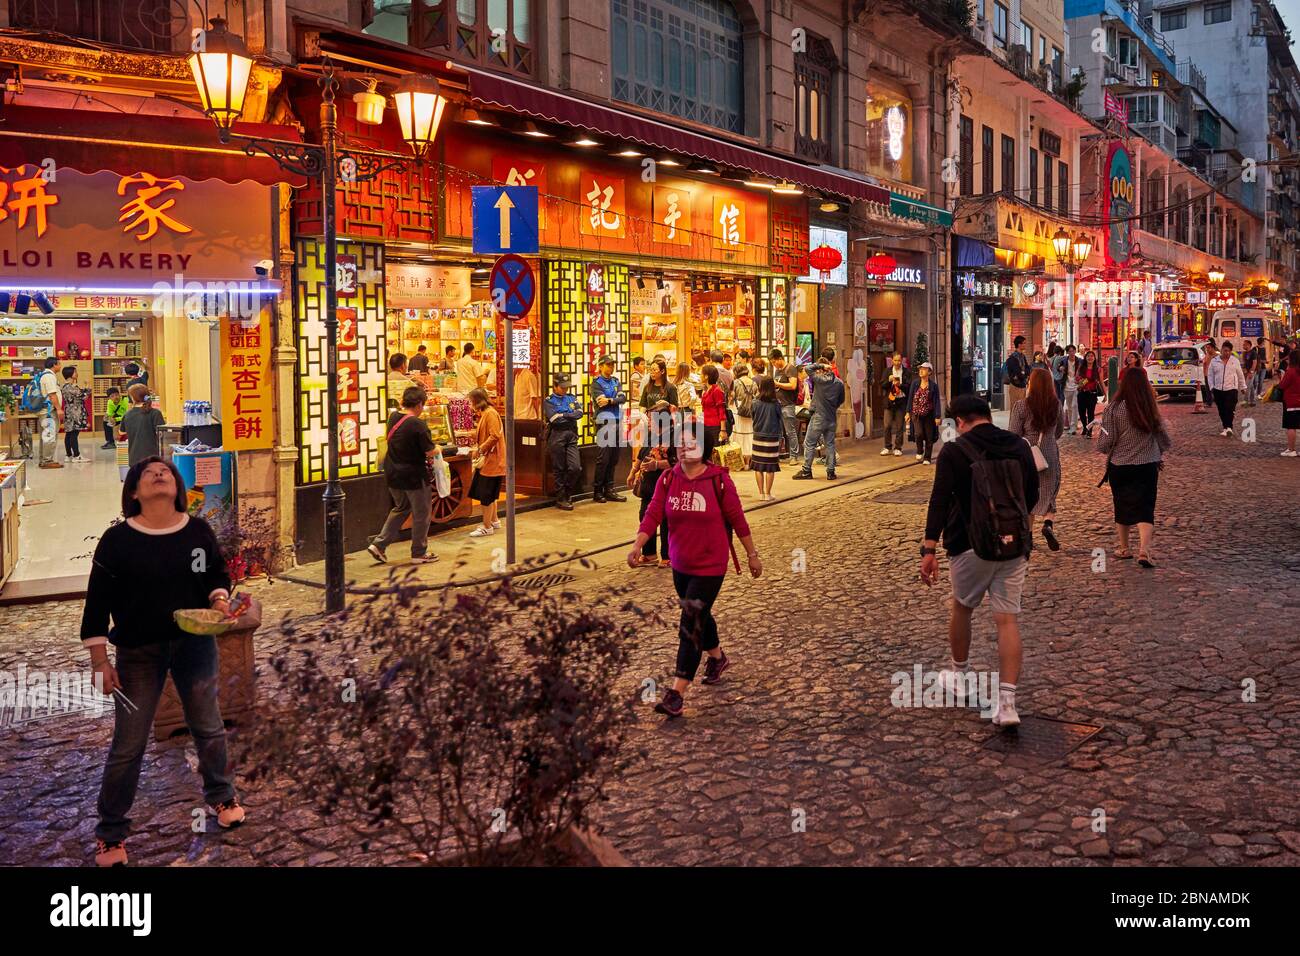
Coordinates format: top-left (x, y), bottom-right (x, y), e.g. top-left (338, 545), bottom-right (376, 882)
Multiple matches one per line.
top-left (673, 361), bottom-right (698, 414)
top-left (728, 364), bottom-right (757, 465)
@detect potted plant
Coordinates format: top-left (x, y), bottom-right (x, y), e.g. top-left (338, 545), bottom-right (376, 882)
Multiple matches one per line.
top-left (0, 384), bottom-right (16, 423)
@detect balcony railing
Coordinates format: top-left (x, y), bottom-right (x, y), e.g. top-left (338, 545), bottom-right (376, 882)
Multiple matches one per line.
top-left (6, 0), bottom-right (194, 52)
top-left (1176, 59), bottom-right (1206, 97)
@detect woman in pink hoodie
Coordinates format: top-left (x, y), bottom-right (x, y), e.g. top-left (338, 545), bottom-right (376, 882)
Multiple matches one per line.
top-left (628, 420), bottom-right (762, 717)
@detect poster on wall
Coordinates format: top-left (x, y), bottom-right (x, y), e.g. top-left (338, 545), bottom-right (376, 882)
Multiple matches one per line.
top-left (869, 319), bottom-right (896, 353)
top-left (800, 226), bottom-right (849, 286)
top-left (1103, 141), bottom-right (1134, 268)
top-left (219, 312), bottom-right (273, 451)
top-left (794, 332), bottom-right (814, 365)
top-left (172, 451), bottom-right (236, 525)
top-left (853, 307), bottom-right (869, 349)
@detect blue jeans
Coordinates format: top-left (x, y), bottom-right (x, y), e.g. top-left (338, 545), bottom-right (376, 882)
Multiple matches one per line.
top-left (780, 405), bottom-right (801, 458)
top-left (97, 636), bottom-right (235, 843)
top-left (1247, 370), bottom-right (1264, 404)
top-left (802, 415), bottom-right (837, 472)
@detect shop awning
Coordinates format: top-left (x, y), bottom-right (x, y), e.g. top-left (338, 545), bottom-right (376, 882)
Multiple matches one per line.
top-left (465, 68), bottom-right (891, 204)
top-left (889, 192), bottom-right (953, 228)
top-left (0, 106), bottom-right (307, 187)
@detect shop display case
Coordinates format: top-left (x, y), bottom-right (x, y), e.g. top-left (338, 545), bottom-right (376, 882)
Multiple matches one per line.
top-left (0, 459), bottom-right (26, 587)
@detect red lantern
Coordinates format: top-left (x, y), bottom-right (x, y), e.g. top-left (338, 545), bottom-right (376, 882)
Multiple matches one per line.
top-left (808, 244), bottom-right (843, 286)
top-left (865, 253), bottom-right (898, 287)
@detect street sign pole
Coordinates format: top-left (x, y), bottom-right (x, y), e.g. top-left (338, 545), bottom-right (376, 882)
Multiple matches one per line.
top-left (504, 318), bottom-right (516, 567)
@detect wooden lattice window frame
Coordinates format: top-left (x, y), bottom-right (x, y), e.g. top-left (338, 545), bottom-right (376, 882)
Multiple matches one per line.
top-left (794, 35), bottom-right (836, 164)
top-left (413, 0), bottom-right (534, 78)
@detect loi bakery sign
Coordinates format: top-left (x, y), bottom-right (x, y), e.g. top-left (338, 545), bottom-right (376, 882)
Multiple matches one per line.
top-left (0, 164), bottom-right (271, 287)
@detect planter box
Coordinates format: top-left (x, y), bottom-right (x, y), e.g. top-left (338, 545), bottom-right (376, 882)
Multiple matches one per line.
top-left (153, 625), bottom-right (257, 742)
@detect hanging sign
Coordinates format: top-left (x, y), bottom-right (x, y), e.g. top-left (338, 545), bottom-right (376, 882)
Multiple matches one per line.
top-left (1206, 288), bottom-right (1237, 309)
top-left (1103, 142), bottom-right (1134, 268)
top-left (219, 310), bottom-right (273, 451)
top-left (1153, 290), bottom-right (1187, 305)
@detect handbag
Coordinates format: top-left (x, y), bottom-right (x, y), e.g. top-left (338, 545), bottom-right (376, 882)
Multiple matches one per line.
top-left (711, 440), bottom-right (744, 472)
top-left (1264, 382), bottom-right (1283, 403)
top-left (1030, 433), bottom-right (1049, 472)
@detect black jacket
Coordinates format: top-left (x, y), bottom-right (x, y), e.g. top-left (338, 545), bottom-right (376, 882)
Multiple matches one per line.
top-left (924, 423), bottom-right (1040, 557)
top-left (882, 365), bottom-right (910, 409)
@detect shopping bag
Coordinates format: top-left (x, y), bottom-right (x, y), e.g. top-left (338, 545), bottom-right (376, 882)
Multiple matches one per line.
top-left (1264, 383), bottom-right (1283, 403)
top-left (431, 452), bottom-right (452, 498)
top-left (712, 441), bottom-right (744, 472)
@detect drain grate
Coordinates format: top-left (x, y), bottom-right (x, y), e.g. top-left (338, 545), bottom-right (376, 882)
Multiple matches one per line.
top-left (513, 571), bottom-right (578, 590)
top-left (870, 480), bottom-right (934, 505)
top-left (981, 715), bottom-right (1103, 765)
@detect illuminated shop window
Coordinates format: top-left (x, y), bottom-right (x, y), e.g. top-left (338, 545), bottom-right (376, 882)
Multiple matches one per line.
top-left (864, 79), bottom-right (913, 183)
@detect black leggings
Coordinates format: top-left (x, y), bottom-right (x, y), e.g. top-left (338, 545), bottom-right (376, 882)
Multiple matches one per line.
top-left (913, 416), bottom-right (937, 461)
top-left (1078, 392), bottom-right (1099, 431)
top-left (672, 570), bottom-right (724, 682)
top-left (64, 429), bottom-right (81, 458)
top-left (103, 418), bottom-right (116, 446)
top-left (1212, 389), bottom-right (1238, 430)
top-left (638, 493), bottom-right (669, 558)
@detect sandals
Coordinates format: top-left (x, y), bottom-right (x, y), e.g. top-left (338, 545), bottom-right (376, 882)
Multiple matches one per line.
top-left (1137, 551), bottom-right (1156, 569)
top-left (1114, 548), bottom-right (1134, 560)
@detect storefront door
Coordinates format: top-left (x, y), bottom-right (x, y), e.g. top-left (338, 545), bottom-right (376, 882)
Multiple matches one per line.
top-left (974, 303), bottom-right (1004, 407)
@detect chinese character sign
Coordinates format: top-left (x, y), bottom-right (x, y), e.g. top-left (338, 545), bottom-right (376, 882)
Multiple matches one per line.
top-left (580, 175), bottom-right (626, 239)
top-left (491, 157), bottom-right (547, 228)
top-left (220, 309), bottom-right (273, 451)
top-left (0, 165), bottom-right (60, 237)
top-left (713, 196), bottom-right (745, 250)
top-left (653, 186), bottom-right (692, 245)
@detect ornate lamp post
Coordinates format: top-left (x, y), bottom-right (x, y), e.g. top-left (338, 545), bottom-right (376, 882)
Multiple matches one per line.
top-left (1051, 227), bottom-right (1093, 346)
top-left (190, 17), bottom-right (447, 612)
top-left (1207, 266), bottom-right (1226, 286)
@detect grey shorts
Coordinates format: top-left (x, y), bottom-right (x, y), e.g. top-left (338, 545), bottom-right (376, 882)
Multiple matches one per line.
top-left (950, 552), bottom-right (1028, 615)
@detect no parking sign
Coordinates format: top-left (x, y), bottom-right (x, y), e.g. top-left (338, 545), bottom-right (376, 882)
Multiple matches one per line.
top-left (489, 254), bottom-right (535, 318)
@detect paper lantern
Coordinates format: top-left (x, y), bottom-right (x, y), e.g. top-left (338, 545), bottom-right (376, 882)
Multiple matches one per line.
top-left (864, 253), bottom-right (898, 288)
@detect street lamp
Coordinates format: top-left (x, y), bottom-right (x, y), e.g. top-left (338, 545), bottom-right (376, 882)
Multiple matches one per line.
top-left (1267, 279), bottom-right (1280, 294)
top-left (190, 18), bottom-right (446, 613)
top-left (1208, 265), bottom-right (1226, 286)
top-left (1052, 227), bottom-right (1094, 346)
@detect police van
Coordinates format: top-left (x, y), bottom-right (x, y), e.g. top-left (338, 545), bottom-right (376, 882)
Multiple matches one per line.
top-left (1144, 341), bottom-right (1204, 399)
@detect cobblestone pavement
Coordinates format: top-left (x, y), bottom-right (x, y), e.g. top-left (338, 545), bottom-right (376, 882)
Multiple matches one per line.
top-left (2, 402), bottom-right (1298, 866)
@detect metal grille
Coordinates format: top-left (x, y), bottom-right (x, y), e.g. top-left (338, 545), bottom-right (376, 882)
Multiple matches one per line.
top-left (513, 571), bottom-right (577, 590)
top-left (8, 0), bottom-right (191, 51)
top-left (981, 715), bottom-right (1103, 765)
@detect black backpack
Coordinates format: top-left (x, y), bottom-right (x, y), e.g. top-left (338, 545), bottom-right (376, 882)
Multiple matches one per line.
top-left (951, 437), bottom-right (1031, 562)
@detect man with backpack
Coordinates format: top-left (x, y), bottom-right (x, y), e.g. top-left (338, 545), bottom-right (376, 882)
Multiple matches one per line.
top-left (24, 357), bottom-right (64, 469)
top-left (919, 394), bottom-right (1039, 728)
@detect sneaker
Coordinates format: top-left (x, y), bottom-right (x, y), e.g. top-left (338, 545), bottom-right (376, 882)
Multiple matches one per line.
top-left (94, 839), bottom-right (128, 867)
top-left (880, 448), bottom-right (891, 456)
top-left (410, 554), bottom-right (439, 564)
top-left (654, 688), bottom-right (684, 718)
top-left (1041, 524), bottom-right (1060, 552)
top-left (701, 651), bottom-right (730, 685)
top-left (936, 668), bottom-right (974, 705)
top-left (491, 520), bottom-right (501, 530)
top-left (791, 470), bottom-right (814, 480)
top-left (367, 543), bottom-right (387, 564)
top-left (556, 498), bottom-right (574, 511)
top-left (658, 558), bottom-right (672, 568)
top-left (1221, 428), bottom-right (1233, 437)
top-left (100, 443), bottom-right (115, 450)
top-left (211, 798), bottom-right (246, 829)
top-left (915, 454), bottom-right (923, 461)
top-left (469, 526), bottom-right (495, 537)
top-left (1281, 450), bottom-right (1298, 457)
top-left (922, 459), bottom-right (932, 465)
top-left (893, 449), bottom-right (902, 456)
top-left (826, 471), bottom-right (837, 479)
top-left (991, 693), bottom-right (1020, 728)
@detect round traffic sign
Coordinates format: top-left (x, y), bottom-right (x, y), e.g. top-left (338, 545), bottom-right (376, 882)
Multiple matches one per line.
top-left (489, 254), bottom-right (535, 318)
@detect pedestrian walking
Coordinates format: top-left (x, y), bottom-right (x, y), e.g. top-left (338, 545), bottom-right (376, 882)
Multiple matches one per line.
top-left (919, 394), bottom-right (1039, 729)
top-left (1077, 350), bottom-right (1105, 438)
top-left (906, 361), bottom-right (942, 464)
top-left (629, 356), bottom-right (648, 462)
top-left (1061, 345), bottom-right (1082, 435)
top-left (729, 364), bottom-right (757, 465)
top-left (793, 362), bottom-right (844, 480)
top-left (1245, 338), bottom-right (1266, 407)
top-left (749, 375), bottom-right (783, 500)
top-left (700, 364), bottom-right (727, 461)
top-left (1097, 366), bottom-right (1171, 568)
top-left (1049, 344), bottom-right (1067, 403)
top-left (1140, 329), bottom-right (1153, 361)
top-left (672, 361), bottom-right (698, 416)
top-left (81, 456), bottom-right (245, 867)
top-left (467, 388), bottom-right (506, 536)
top-left (34, 356), bottom-right (64, 469)
top-left (1200, 339), bottom-right (1217, 411)
top-left (1004, 335), bottom-right (1030, 410)
top-left (368, 386), bottom-right (439, 565)
top-left (769, 349), bottom-right (801, 459)
top-left (589, 355), bottom-right (628, 503)
top-left (1207, 341), bottom-right (1247, 436)
top-left (640, 358), bottom-right (680, 444)
top-left (881, 352), bottom-right (909, 456)
top-left (630, 419), bottom-right (676, 568)
top-left (60, 365), bottom-right (91, 462)
top-left (628, 426), bottom-right (761, 719)
top-left (1009, 367), bottom-right (1064, 551)
top-left (543, 374), bottom-right (583, 511)
top-left (1278, 356), bottom-right (1300, 457)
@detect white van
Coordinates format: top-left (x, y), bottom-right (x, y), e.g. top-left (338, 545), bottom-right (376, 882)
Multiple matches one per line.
top-left (1210, 308), bottom-right (1285, 370)
top-left (1144, 342), bottom-right (1203, 399)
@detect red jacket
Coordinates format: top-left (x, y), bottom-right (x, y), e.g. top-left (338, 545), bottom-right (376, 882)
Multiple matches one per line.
top-left (638, 463), bottom-right (750, 576)
top-left (700, 384), bottom-right (726, 427)
top-left (1281, 365), bottom-right (1300, 408)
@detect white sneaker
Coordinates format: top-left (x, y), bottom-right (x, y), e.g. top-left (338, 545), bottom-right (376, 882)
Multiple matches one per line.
top-left (991, 692), bottom-right (1021, 728)
top-left (1221, 428), bottom-right (1232, 437)
top-left (1282, 450), bottom-right (1299, 457)
top-left (915, 454), bottom-right (923, 460)
top-left (893, 449), bottom-right (902, 456)
top-left (922, 459), bottom-right (932, 465)
top-left (936, 668), bottom-right (974, 705)
top-left (880, 448), bottom-right (891, 456)
top-left (468, 526), bottom-right (495, 537)
top-left (491, 520), bottom-right (501, 530)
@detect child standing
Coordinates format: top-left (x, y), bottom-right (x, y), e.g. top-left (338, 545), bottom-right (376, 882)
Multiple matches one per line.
top-left (102, 386), bottom-right (128, 449)
top-left (60, 366), bottom-right (91, 462)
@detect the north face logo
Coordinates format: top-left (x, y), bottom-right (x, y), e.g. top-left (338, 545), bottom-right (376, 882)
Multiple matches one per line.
top-left (669, 490), bottom-right (708, 513)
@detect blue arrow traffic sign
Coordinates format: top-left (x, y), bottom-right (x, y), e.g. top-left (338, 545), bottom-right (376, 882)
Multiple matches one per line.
top-left (472, 185), bottom-right (539, 255)
top-left (490, 254), bottom-right (536, 318)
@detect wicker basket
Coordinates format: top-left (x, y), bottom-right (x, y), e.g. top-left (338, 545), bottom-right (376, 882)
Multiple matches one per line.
top-left (153, 626), bottom-right (257, 742)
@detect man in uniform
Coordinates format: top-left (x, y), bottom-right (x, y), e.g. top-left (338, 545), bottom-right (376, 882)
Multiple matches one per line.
top-left (543, 374), bottom-right (583, 511)
top-left (588, 354), bottom-right (628, 502)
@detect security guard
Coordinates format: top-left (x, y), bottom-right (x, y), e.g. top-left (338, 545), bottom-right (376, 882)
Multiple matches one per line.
top-left (543, 374), bottom-right (583, 510)
top-left (588, 354), bottom-right (628, 502)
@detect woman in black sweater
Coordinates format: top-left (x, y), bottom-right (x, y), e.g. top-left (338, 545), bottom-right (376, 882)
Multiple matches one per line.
top-left (80, 456), bottom-right (245, 866)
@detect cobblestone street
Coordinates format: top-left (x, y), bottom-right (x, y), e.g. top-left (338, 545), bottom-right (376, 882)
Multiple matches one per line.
top-left (3, 403), bottom-right (1298, 867)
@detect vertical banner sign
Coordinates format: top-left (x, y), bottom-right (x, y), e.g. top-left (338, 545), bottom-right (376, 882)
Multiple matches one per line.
top-left (219, 310), bottom-right (273, 450)
top-left (585, 262), bottom-right (607, 375)
top-left (1104, 142), bottom-right (1133, 268)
